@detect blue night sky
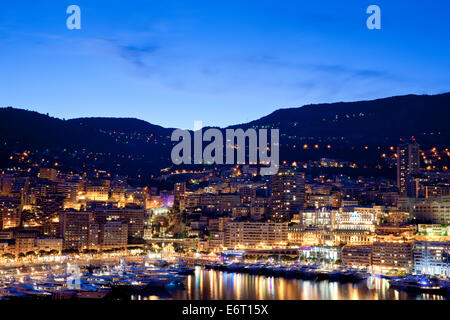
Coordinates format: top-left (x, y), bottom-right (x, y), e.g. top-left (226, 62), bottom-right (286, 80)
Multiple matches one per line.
top-left (0, 1), bottom-right (449, 129)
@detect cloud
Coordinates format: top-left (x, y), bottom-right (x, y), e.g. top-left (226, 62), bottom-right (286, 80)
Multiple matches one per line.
top-left (118, 45), bottom-right (159, 68)
top-left (78, 35), bottom-right (397, 102)
top-left (89, 38), bottom-right (162, 77)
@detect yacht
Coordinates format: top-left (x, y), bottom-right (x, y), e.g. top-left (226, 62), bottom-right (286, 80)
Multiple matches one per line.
top-left (389, 275), bottom-right (445, 293)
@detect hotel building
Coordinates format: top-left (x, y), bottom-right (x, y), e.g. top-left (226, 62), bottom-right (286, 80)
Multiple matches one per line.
top-left (224, 221), bottom-right (288, 249)
top-left (342, 245), bottom-right (372, 267)
top-left (372, 238), bottom-right (414, 272)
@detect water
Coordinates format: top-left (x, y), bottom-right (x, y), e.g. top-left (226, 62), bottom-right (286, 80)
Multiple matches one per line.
top-left (133, 266), bottom-right (449, 300)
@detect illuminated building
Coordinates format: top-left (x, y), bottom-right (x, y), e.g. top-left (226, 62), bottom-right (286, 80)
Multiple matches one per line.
top-left (35, 237), bottom-right (63, 252)
top-left (372, 239), bottom-right (413, 272)
top-left (173, 182), bottom-right (186, 214)
top-left (252, 195), bottom-right (270, 208)
top-left (308, 194), bottom-right (335, 209)
top-left (375, 225), bottom-right (415, 237)
top-left (387, 211), bottom-right (410, 225)
top-left (183, 237), bottom-right (200, 250)
top-left (110, 186), bottom-right (126, 202)
top-left (397, 140), bottom-right (420, 196)
top-left (38, 193), bottom-right (65, 218)
top-left (38, 168), bottom-right (58, 181)
top-left (300, 209), bottom-right (332, 228)
top-left (85, 185), bottom-right (109, 201)
top-left (399, 196), bottom-right (450, 224)
top-left (208, 230), bottom-right (224, 249)
top-left (224, 221), bottom-right (288, 249)
top-left (341, 200), bottom-right (358, 207)
top-left (0, 231), bottom-right (13, 240)
top-left (180, 193), bottom-right (240, 214)
top-left (332, 208), bottom-right (379, 232)
top-left (299, 246), bottom-right (340, 262)
top-left (59, 211), bottom-right (98, 250)
top-left (417, 224), bottom-right (450, 236)
top-left (238, 186), bottom-right (254, 205)
top-left (0, 174), bottom-right (14, 195)
top-left (288, 226), bottom-right (323, 246)
top-left (232, 206), bottom-right (250, 218)
top-left (0, 196), bottom-right (21, 229)
top-left (342, 245), bottom-right (372, 267)
top-left (11, 177), bottom-right (29, 196)
top-left (350, 206), bottom-right (388, 214)
top-left (0, 241), bottom-right (13, 255)
top-left (331, 230), bottom-right (375, 246)
top-left (93, 207), bottom-right (145, 239)
top-left (413, 240), bottom-right (450, 276)
top-left (13, 236), bottom-right (63, 255)
top-left (413, 197), bottom-right (450, 224)
top-left (425, 185), bottom-right (450, 198)
top-left (15, 237), bottom-right (36, 254)
top-left (56, 181), bottom-right (82, 202)
top-left (216, 216), bottom-right (232, 228)
top-left (288, 225), bottom-right (374, 247)
top-left (249, 206), bottom-right (267, 221)
top-left (270, 166), bottom-right (305, 221)
top-left (102, 221), bottom-right (128, 249)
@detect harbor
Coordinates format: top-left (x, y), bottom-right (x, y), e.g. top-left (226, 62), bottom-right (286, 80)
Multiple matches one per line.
top-left (0, 256), bottom-right (194, 300)
top-left (1, 255), bottom-right (450, 300)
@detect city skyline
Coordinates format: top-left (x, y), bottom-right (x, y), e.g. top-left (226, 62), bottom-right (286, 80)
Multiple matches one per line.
top-left (1, 0), bottom-right (450, 307)
top-left (1, 1), bottom-right (450, 128)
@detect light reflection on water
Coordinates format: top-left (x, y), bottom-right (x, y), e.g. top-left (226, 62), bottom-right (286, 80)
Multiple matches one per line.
top-left (135, 266), bottom-right (449, 300)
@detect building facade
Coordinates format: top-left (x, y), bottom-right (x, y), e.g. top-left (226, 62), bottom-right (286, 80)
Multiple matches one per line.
top-left (413, 240), bottom-right (450, 276)
top-left (224, 221), bottom-right (288, 249)
top-left (270, 166), bottom-right (305, 221)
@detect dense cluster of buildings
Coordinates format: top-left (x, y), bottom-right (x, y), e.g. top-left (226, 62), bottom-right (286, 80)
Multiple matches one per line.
top-left (0, 168), bottom-right (164, 255)
top-left (0, 140), bottom-right (449, 277)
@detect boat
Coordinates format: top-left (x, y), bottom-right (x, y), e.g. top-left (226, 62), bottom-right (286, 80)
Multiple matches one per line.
top-left (245, 264), bottom-right (261, 274)
top-left (353, 271), bottom-right (371, 281)
top-left (314, 269), bottom-right (329, 281)
top-left (296, 265), bottom-right (311, 278)
top-left (389, 275), bottom-right (446, 293)
top-left (75, 288), bottom-right (110, 299)
top-left (327, 268), bottom-right (346, 281)
top-left (339, 270), bottom-right (356, 282)
top-left (169, 265), bottom-right (195, 275)
top-left (49, 288), bottom-right (78, 300)
top-left (302, 265), bottom-right (321, 279)
top-left (226, 263), bottom-right (245, 273)
top-left (283, 267), bottom-right (298, 278)
top-left (0, 288), bottom-right (30, 300)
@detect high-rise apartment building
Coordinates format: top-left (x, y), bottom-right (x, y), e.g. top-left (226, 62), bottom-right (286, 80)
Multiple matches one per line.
top-left (59, 211), bottom-right (97, 250)
top-left (397, 139), bottom-right (420, 196)
top-left (270, 166), bottom-right (305, 221)
top-left (173, 182), bottom-right (186, 214)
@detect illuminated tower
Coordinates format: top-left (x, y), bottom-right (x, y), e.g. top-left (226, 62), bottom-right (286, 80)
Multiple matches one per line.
top-left (397, 138), bottom-right (420, 196)
top-left (173, 182), bottom-right (186, 214)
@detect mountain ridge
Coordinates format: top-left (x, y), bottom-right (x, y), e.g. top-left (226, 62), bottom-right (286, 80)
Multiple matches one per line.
top-left (1, 91), bottom-right (449, 179)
